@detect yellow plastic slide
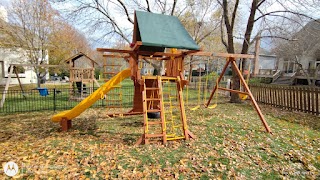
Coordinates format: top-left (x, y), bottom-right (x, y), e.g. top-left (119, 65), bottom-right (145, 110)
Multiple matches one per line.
top-left (51, 68), bottom-right (131, 123)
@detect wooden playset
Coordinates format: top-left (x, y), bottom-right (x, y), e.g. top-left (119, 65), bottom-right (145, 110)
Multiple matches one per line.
top-left (65, 52), bottom-right (99, 100)
top-left (52, 10), bottom-right (272, 145)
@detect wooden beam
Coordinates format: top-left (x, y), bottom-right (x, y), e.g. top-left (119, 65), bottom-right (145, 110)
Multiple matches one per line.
top-left (206, 59), bottom-right (231, 107)
top-left (190, 51), bottom-right (255, 59)
top-left (97, 48), bottom-right (133, 54)
top-left (9, 64), bottom-right (60, 67)
top-left (218, 87), bottom-right (249, 95)
top-left (230, 60), bottom-right (272, 133)
top-left (137, 51), bottom-right (182, 57)
top-left (102, 54), bottom-right (130, 58)
top-left (132, 41), bottom-right (142, 51)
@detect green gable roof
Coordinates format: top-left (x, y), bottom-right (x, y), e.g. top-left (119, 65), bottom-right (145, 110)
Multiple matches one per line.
top-left (134, 11), bottom-right (200, 51)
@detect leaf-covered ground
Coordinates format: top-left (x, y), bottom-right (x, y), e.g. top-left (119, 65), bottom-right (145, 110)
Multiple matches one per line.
top-left (0, 100), bottom-right (319, 179)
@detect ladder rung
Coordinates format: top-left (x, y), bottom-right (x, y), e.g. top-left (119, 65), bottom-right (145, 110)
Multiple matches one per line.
top-left (148, 121), bottom-right (162, 125)
top-left (167, 136), bottom-right (185, 141)
top-left (146, 134), bottom-right (165, 138)
top-left (145, 88), bottom-right (159, 90)
top-left (146, 98), bottom-right (161, 101)
top-left (147, 109), bottom-right (161, 113)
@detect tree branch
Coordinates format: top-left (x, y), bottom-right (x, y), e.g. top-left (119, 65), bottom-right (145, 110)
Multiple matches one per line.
top-left (116, 0), bottom-right (134, 24)
top-left (220, 16), bottom-right (228, 49)
top-left (171, 0), bottom-right (178, 15)
top-left (145, 0), bottom-right (152, 12)
top-left (255, 10), bottom-right (315, 23)
top-left (231, 0), bottom-right (239, 30)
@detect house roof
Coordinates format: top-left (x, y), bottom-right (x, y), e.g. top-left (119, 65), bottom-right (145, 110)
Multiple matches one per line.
top-left (133, 11), bottom-right (200, 51)
top-left (294, 19), bottom-right (320, 55)
top-left (65, 52), bottom-right (98, 65)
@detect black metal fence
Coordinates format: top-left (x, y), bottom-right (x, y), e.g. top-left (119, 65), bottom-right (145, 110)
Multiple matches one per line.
top-left (0, 86), bottom-right (135, 114)
top-left (0, 80), bottom-right (219, 114)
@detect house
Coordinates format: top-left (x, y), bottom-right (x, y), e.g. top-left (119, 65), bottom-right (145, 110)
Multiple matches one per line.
top-left (0, 6), bottom-right (49, 86)
top-left (0, 48), bottom-right (49, 85)
top-left (253, 54), bottom-right (278, 77)
top-left (275, 19), bottom-right (320, 85)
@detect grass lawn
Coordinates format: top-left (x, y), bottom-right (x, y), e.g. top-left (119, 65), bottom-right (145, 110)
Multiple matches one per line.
top-left (0, 98), bottom-right (319, 179)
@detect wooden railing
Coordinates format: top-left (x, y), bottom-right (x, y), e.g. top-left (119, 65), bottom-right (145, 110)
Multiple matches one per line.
top-left (272, 70), bottom-right (282, 82)
top-left (70, 68), bottom-right (94, 81)
top-left (250, 84), bottom-right (320, 115)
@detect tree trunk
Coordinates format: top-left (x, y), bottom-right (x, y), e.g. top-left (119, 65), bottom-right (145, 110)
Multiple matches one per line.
top-left (230, 63), bottom-right (242, 103)
top-left (37, 74), bottom-right (41, 88)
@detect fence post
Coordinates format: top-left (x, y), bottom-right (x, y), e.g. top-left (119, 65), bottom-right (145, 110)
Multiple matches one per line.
top-left (53, 88), bottom-right (56, 112)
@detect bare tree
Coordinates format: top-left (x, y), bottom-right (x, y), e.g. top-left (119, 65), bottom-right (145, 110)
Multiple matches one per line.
top-left (2, 0), bottom-right (57, 87)
top-left (52, 0), bottom-right (222, 77)
top-left (218, 0), bottom-right (320, 102)
top-left (51, 0), bottom-right (183, 45)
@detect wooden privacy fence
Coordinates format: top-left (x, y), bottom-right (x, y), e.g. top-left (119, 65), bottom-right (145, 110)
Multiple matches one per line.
top-left (250, 84), bottom-right (320, 115)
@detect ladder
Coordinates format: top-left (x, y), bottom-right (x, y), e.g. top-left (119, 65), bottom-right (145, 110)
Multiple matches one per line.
top-left (141, 76), bottom-right (167, 144)
top-left (103, 56), bottom-right (123, 111)
top-left (137, 76), bottom-right (194, 145)
top-left (162, 79), bottom-right (185, 141)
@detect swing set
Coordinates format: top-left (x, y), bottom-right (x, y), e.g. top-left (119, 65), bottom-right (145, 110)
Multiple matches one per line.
top-left (0, 64), bottom-right (60, 108)
top-left (188, 51), bottom-right (271, 133)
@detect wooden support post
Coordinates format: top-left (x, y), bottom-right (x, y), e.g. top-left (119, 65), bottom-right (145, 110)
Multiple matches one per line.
top-left (177, 76), bottom-right (193, 140)
top-left (230, 60), bottom-right (272, 133)
top-left (14, 67), bottom-right (26, 99)
top-left (158, 76), bottom-right (167, 144)
top-left (60, 118), bottom-right (72, 132)
top-left (0, 66), bottom-right (14, 108)
top-left (254, 37), bottom-right (261, 76)
top-left (206, 59), bottom-right (231, 107)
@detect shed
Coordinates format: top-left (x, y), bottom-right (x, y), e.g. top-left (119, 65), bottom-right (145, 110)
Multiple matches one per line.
top-left (65, 52), bottom-right (98, 99)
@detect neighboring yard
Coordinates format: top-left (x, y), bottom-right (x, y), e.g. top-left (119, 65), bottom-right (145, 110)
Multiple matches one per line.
top-left (0, 98), bottom-right (319, 179)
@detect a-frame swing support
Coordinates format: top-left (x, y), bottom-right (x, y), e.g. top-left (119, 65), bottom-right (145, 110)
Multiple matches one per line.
top-left (205, 57), bottom-right (272, 134)
top-left (1, 64), bottom-right (60, 108)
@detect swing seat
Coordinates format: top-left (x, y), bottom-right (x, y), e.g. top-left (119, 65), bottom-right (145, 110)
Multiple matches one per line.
top-left (191, 105), bottom-right (200, 111)
top-left (208, 104), bottom-right (217, 109)
top-left (239, 93), bottom-right (248, 100)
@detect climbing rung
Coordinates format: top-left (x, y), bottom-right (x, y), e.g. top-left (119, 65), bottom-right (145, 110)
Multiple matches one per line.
top-left (146, 98), bottom-right (161, 101)
top-left (146, 134), bottom-right (165, 138)
top-left (147, 109), bottom-right (161, 113)
top-left (167, 136), bottom-right (185, 141)
top-left (166, 134), bottom-right (176, 137)
top-left (148, 121), bottom-right (162, 125)
top-left (145, 87), bottom-right (159, 90)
